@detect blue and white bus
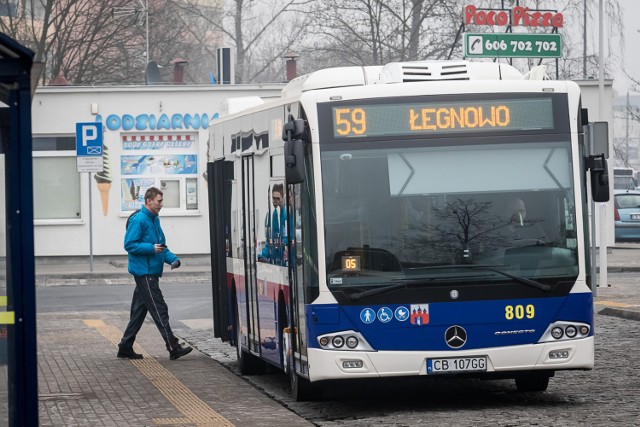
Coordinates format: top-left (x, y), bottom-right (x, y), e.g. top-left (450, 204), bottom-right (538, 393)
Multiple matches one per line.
top-left (207, 60), bottom-right (609, 400)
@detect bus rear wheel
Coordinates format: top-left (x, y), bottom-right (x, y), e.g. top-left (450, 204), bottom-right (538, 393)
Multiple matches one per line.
top-left (515, 374), bottom-right (550, 392)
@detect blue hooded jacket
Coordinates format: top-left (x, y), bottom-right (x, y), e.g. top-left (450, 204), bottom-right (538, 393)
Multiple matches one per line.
top-left (124, 206), bottom-right (179, 277)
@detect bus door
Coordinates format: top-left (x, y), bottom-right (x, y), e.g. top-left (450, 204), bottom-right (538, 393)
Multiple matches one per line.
top-left (241, 154), bottom-right (261, 355)
top-left (288, 183), bottom-right (308, 375)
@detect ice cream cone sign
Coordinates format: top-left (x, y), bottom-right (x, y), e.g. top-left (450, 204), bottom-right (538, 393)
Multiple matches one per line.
top-left (94, 143), bottom-right (111, 216)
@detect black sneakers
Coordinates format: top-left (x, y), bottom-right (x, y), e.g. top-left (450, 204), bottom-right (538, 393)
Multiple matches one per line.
top-left (169, 343), bottom-right (193, 360)
top-left (117, 348), bottom-right (143, 360)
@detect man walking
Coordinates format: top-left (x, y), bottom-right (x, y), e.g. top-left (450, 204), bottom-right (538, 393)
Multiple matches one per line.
top-left (117, 187), bottom-right (192, 360)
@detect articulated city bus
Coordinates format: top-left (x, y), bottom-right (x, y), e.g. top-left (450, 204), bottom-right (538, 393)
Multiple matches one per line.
top-left (206, 60), bottom-right (609, 400)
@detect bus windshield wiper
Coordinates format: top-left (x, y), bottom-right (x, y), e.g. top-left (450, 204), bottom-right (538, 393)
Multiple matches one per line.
top-left (349, 265), bottom-right (551, 301)
top-left (467, 265), bottom-right (551, 292)
top-left (407, 264), bottom-right (552, 292)
top-left (349, 282), bottom-right (407, 301)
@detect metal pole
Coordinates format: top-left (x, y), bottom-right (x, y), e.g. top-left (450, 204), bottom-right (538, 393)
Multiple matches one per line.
top-left (583, 0), bottom-right (587, 79)
top-left (627, 91), bottom-right (630, 166)
top-left (88, 173), bottom-right (93, 272)
top-left (598, 0), bottom-right (604, 118)
top-left (145, 0), bottom-right (149, 60)
top-left (597, 0), bottom-right (608, 289)
top-left (590, 204), bottom-right (597, 295)
top-left (589, 124), bottom-right (597, 296)
top-left (599, 203), bottom-right (608, 288)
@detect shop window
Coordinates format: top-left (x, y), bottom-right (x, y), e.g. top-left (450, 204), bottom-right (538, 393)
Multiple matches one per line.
top-left (120, 133), bottom-right (199, 213)
top-left (32, 136), bottom-right (81, 221)
top-left (33, 156), bottom-right (81, 220)
top-left (33, 136), bottom-right (75, 151)
top-left (186, 178), bottom-right (198, 210)
top-left (160, 180), bottom-right (180, 208)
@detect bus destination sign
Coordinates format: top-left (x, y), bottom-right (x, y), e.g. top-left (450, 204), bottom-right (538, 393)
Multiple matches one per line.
top-left (331, 97), bottom-right (554, 139)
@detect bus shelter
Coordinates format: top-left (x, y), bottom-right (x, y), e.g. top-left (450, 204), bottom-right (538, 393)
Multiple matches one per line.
top-left (0, 32), bottom-right (39, 425)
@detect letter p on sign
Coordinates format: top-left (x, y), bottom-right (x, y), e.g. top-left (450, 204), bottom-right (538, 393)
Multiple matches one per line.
top-left (82, 125), bottom-right (97, 146)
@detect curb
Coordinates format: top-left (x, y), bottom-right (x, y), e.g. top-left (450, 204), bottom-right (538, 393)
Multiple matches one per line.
top-left (599, 266), bottom-right (640, 273)
top-left (35, 271), bottom-right (211, 280)
top-left (597, 306), bottom-right (640, 322)
top-left (35, 273), bottom-right (212, 286)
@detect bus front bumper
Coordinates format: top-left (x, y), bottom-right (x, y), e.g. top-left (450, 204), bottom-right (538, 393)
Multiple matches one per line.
top-left (306, 337), bottom-right (594, 382)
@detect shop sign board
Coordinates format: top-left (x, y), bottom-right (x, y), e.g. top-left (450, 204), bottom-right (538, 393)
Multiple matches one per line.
top-left (464, 5), bottom-right (563, 28)
top-left (464, 33), bottom-right (562, 58)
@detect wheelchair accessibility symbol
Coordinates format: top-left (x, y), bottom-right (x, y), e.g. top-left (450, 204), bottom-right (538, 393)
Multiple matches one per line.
top-left (377, 307), bottom-right (393, 323)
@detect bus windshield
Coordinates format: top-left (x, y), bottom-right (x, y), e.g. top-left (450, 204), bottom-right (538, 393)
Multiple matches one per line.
top-left (321, 138), bottom-right (578, 290)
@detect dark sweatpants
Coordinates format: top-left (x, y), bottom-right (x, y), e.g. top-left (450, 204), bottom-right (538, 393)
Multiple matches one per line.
top-left (119, 275), bottom-right (178, 352)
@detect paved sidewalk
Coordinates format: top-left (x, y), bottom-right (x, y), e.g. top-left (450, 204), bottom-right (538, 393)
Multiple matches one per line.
top-left (38, 310), bottom-right (312, 427)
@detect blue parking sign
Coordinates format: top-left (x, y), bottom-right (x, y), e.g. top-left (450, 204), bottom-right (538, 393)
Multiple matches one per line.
top-left (76, 122), bottom-right (103, 157)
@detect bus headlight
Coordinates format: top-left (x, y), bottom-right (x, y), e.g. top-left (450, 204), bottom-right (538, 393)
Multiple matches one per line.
top-left (332, 336), bottom-right (344, 348)
top-left (317, 330), bottom-right (375, 351)
top-left (565, 325), bottom-right (577, 338)
top-left (539, 321), bottom-right (591, 343)
top-left (551, 327), bottom-right (564, 339)
top-left (346, 336), bottom-right (359, 349)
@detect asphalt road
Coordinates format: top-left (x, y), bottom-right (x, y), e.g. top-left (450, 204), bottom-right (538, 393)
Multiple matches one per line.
top-left (37, 276), bottom-right (640, 426)
top-left (36, 282), bottom-right (214, 326)
top-left (180, 312), bottom-right (640, 426)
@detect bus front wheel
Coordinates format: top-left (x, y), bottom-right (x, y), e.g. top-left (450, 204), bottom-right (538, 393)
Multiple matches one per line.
top-left (284, 330), bottom-right (320, 401)
top-left (515, 374), bottom-right (550, 392)
top-left (289, 363), bottom-right (319, 401)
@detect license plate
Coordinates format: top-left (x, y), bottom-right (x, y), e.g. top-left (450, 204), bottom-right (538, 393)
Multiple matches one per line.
top-left (631, 213), bottom-right (640, 220)
top-left (426, 356), bottom-right (487, 374)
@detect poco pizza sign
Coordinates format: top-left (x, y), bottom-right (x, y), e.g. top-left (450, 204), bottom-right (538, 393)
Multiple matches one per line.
top-left (464, 5), bottom-right (563, 28)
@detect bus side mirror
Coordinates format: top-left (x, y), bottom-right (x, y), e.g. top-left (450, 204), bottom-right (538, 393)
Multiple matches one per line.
top-left (282, 116), bottom-right (305, 140)
top-left (285, 139), bottom-right (305, 184)
top-left (589, 154), bottom-right (610, 202)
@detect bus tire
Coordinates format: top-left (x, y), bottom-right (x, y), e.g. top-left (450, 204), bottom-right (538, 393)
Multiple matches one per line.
top-left (289, 367), bottom-right (319, 401)
top-left (234, 304), bottom-right (264, 375)
top-left (286, 345), bottom-right (321, 401)
top-left (515, 375), bottom-right (550, 392)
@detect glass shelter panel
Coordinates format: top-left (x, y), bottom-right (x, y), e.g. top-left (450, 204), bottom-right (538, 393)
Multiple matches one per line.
top-left (0, 152), bottom-right (8, 425)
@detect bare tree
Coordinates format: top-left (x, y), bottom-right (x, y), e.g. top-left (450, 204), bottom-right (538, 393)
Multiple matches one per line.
top-left (0, 0), bottom-right (225, 84)
top-left (0, 0), bottom-right (146, 84)
top-left (173, 0), bottom-right (313, 83)
top-left (0, 0), bottom-right (625, 85)
top-left (147, 0), bottom-right (223, 84)
top-left (303, 0), bottom-right (462, 70)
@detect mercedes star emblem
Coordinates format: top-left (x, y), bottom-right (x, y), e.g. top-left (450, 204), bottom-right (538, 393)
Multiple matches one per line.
top-left (445, 325), bottom-right (467, 349)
